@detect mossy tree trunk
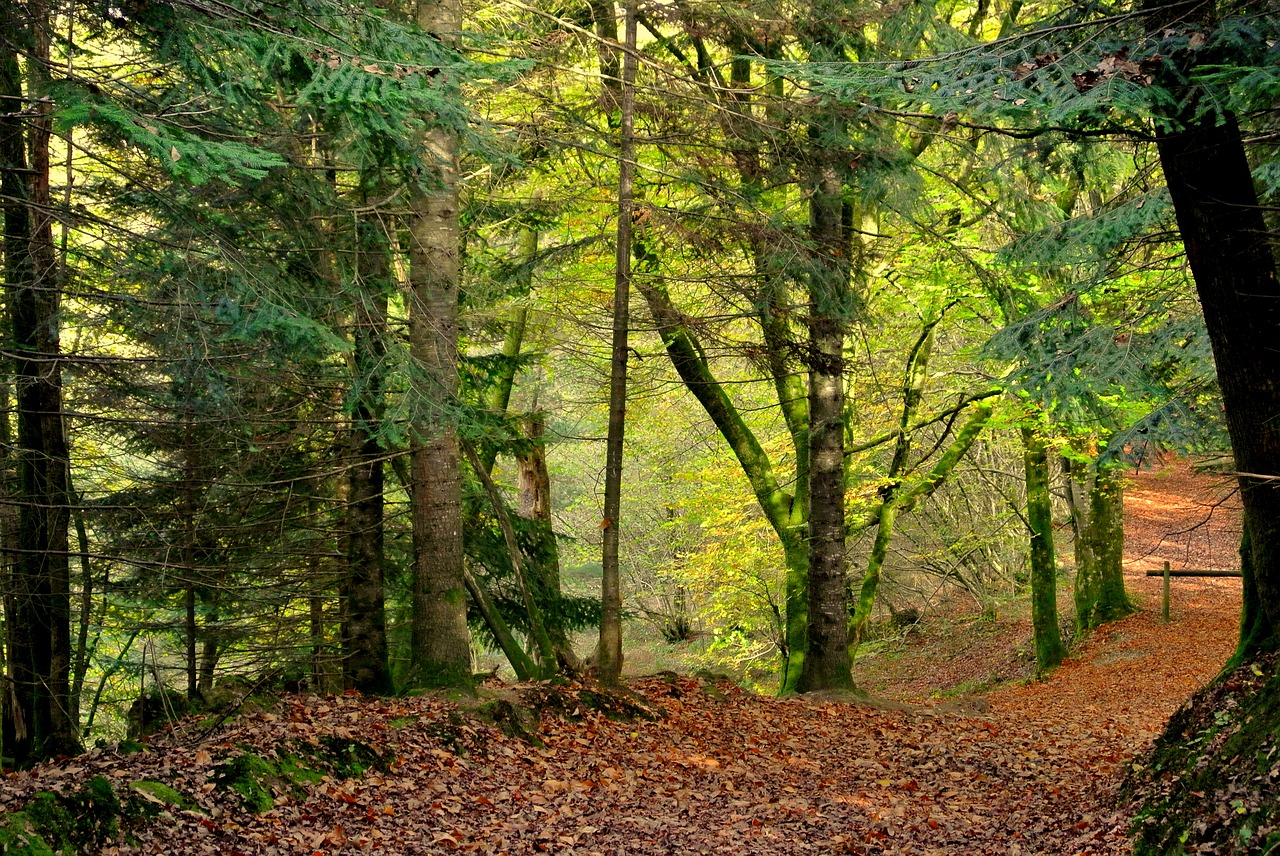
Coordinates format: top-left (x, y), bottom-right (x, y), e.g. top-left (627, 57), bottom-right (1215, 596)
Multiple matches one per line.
top-left (1022, 426), bottom-right (1064, 673)
top-left (1066, 450), bottom-right (1134, 632)
top-left (850, 401), bottom-right (995, 647)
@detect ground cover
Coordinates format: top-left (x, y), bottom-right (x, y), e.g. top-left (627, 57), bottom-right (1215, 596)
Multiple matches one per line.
top-left (0, 461), bottom-right (1244, 854)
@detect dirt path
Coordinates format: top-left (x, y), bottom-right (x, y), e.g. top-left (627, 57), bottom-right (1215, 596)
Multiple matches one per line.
top-left (4, 463), bottom-right (1243, 855)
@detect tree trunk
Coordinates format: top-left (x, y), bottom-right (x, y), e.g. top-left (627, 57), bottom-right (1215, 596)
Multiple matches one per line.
top-left (1, 3), bottom-right (78, 763)
top-left (198, 602), bottom-right (219, 695)
top-left (596, 0), bottom-right (638, 685)
top-left (69, 480), bottom-right (94, 727)
top-left (310, 592), bottom-right (326, 691)
top-left (848, 317), bottom-right (936, 648)
top-left (798, 33), bottom-right (856, 689)
top-left (1154, 112), bottom-right (1280, 661)
top-left (638, 276), bottom-right (810, 691)
top-left (406, 0), bottom-right (472, 687)
top-left (1022, 426), bottom-right (1064, 672)
top-left (1067, 453), bottom-right (1133, 631)
top-left (343, 249), bottom-right (392, 695)
top-left (798, 180), bottom-right (855, 691)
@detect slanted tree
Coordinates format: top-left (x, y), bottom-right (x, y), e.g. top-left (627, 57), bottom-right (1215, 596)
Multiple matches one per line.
top-left (1145, 3), bottom-right (1280, 661)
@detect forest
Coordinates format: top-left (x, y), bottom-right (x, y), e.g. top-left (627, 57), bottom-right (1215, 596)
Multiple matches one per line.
top-left (2, 0), bottom-right (1280, 851)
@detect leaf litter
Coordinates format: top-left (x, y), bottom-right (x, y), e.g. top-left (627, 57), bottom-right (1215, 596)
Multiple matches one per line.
top-left (0, 461), bottom-right (1241, 854)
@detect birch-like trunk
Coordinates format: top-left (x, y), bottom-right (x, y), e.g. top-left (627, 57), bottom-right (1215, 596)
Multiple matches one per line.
top-left (597, 0), bottom-right (638, 684)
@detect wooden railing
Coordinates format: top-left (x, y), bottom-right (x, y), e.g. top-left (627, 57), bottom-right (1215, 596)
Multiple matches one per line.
top-left (1144, 561), bottom-right (1242, 621)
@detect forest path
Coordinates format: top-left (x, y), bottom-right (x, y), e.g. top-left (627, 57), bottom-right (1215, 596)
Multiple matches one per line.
top-left (6, 463), bottom-right (1242, 855)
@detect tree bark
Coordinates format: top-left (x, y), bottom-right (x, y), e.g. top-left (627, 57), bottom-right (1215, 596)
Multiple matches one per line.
top-left (343, 237), bottom-right (392, 695)
top-left (1154, 112), bottom-right (1280, 660)
top-left (1, 2), bottom-right (78, 763)
top-left (1022, 426), bottom-right (1064, 672)
top-left (798, 169), bottom-right (855, 691)
top-left (1066, 451), bottom-right (1134, 631)
top-left (406, 0), bottom-right (472, 687)
top-left (596, 0), bottom-right (638, 685)
top-left (797, 21), bottom-right (856, 689)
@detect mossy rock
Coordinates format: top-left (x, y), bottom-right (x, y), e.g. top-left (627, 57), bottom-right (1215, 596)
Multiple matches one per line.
top-left (314, 736), bottom-right (387, 778)
top-left (477, 698), bottom-right (543, 746)
top-left (0, 811), bottom-right (56, 855)
top-left (126, 689), bottom-right (191, 739)
top-left (2, 776), bottom-right (121, 854)
top-left (211, 753), bottom-right (285, 813)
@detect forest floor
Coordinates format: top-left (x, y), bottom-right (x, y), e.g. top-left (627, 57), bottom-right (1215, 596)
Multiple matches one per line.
top-left (0, 460), bottom-right (1244, 855)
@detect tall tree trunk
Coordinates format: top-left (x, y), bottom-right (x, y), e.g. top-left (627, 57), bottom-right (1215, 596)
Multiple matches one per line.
top-left (343, 233), bottom-right (392, 695)
top-left (181, 427), bottom-right (199, 703)
top-left (406, 0), bottom-right (471, 687)
top-left (1, 2), bottom-right (78, 762)
top-left (1022, 426), bottom-right (1064, 672)
top-left (596, 0), bottom-right (638, 685)
top-left (798, 21), bottom-right (855, 690)
top-left (1155, 112), bottom-right (1280, 661)
top-left (799, 174), bottom-right (855, 690)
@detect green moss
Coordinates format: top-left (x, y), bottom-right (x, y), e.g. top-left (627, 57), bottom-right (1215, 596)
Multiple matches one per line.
top-left (277, 752), bottom-right (326, 786)
top-left (128, 780), bottom-right (201, 813)
top-left (315, 737), bottom-right (386, 779)
top-left (5, 776), bottom-right (121, 854)
top-left (211, 754), bottom-right (279, 813)
top-left (1128, 654), bottom-right (1280, 854)
top-left (0, 811), bottom-right (56, 855)
top-left (210, 738), bottom-right (386, 812)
